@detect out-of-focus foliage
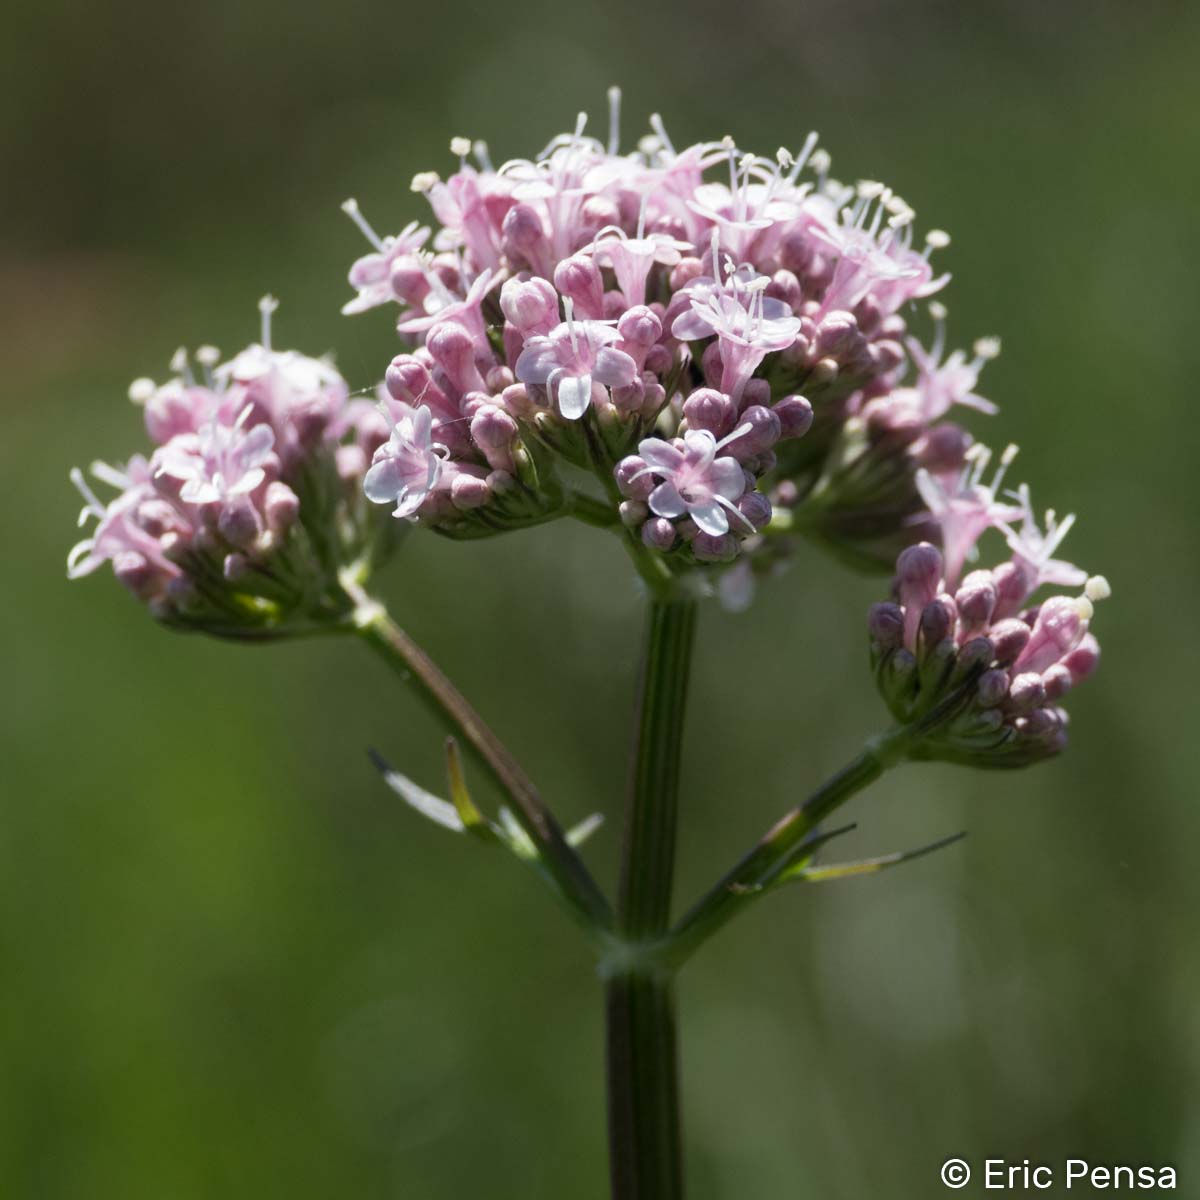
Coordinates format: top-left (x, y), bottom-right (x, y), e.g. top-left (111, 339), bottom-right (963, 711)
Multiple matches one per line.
top-left (3, 2), bottom-right (1199, 1196)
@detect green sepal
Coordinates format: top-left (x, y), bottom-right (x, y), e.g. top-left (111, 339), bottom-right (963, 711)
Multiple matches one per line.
top-left (777, 830), bottom-right (967, 884)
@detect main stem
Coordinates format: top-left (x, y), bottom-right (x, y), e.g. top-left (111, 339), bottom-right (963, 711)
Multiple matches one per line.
top-left (606, 596), bottom-right (696, 1200)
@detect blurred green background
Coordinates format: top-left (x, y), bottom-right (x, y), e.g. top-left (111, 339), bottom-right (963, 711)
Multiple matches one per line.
top-left (4, 2), bottom-right (1199, 1196)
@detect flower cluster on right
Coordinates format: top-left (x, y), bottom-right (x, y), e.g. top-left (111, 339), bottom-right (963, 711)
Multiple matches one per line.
top-left (868, 455), bottom-right (1107, 765)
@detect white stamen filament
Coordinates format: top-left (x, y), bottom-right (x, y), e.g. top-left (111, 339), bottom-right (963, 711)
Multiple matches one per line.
top-left (607, 86), bottom-right (621, 155)
top-left (258, 295), bottom-right (279, 351)
top-left (341, 198), bottom-right (386, 251)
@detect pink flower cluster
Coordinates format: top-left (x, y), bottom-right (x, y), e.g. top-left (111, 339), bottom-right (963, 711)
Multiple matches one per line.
top-left (340, 93), bottom-right (983, 566)
top-left (867, 481), bottom-right (1108, 766)
top-left (69, 299), bottom-right (391, 633)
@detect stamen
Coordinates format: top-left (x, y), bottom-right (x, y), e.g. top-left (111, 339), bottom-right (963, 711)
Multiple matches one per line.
top-left (1085, 575), bottom-right (1111, 602)
top-left (341, 198), bottom-right (385, 251)
top-left (607, 86), bottom-right (621, 155)
top-left (70, 466), bottom-right (106, 518)
top-left (410, 171), bottom-right (440, 193)
top-left (169, 347), bottom-right (195, 387)
top-left (563, 297), bottom-right (579, 355)
top-left (649, 113), bottom-right (675, 157)
top-left (786, 131), bottom-right (819, 183)
top-left (973, 336), bottom-right (1001, 362)
top-left (473, 140), bottom-right (493, 172)
top-left (258, 295), bottom-right (279, 351)
top-left (128, 378), bottom-right (156, 405)
top-left (449, 136), bottom-right (472, 166)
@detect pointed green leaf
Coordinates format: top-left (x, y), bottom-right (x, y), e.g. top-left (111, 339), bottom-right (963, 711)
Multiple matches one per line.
top-left (566, 813), bottom-right (605, 848)
top-left (780, 831), bottom-right (967, 884)
top-left (444, 737), bottom-right (497, 842)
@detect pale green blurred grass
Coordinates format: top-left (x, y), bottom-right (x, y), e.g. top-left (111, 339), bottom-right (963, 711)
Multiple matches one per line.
top-left (3, 3), bottom-right (1200, 1196)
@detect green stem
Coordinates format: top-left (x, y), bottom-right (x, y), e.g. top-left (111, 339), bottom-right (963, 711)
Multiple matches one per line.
top-left (342, 575), bottom-right (612, 930)
top-left (568, 489), bottom-right (622, 529)
top-left (606, 597), bottom-right (696, 1200)
top-left (669, 726), bottom-right (913, 962)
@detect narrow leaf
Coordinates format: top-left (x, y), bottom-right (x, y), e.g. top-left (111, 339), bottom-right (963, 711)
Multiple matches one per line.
top-left (781, 831), bottom-right (967, 884)
top-left (369, 748), bottom-right (464, 833)
top-left (444, 737), bottom-right (496, 841)
top-left (566, 813), bottom-right (605, 848)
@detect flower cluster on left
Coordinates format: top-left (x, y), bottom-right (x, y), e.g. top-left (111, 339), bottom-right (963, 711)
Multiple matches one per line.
top-left (68, 298), bottom-right (398, 637)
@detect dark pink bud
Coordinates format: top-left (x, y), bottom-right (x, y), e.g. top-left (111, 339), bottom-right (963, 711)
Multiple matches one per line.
top-left (1007, 672), bottom-right (1047, 715)
top-left (389, 260), bottom-right (430, 307)
top-left (644, 344), bottom-right (674, 376)
top-left (1042, 664), bottom-right (1074, 701)
top-left (553, 256), bottom-right (604, 320)
top-left (692, 532), bottom-right (738, 562)
top-left (723, 406), bottom-right (781, 460)
top-left (766, 269), bottom-right (802, 310)
top-left (426, 321), bottom-right (486, 395)
top-left (740, 378), bottom-right (771, 409)
top-left (641, 517), bottom-right (677, 551)
top-left (815, 311), bottom-right (858, 357)
top-left (1063, 633), bottom-right (1100, 683)
top-left (975, 669), bottom-right (1010, 708)
top-left (264, 481), bottom-right (300, 533)
top-left (669, 257), bottom-right (705, 291)
top-left (501, 203), bottom-right (547, 260)
top-left (897, 542), bottom-right (944, 649)
top-left (955, 569), bottom-right (997, 633)
top-left (113, 551), bottom-right (161, 600)
top-left (774, 394), bottom-right (813, 440)
top-left (915, 423), bottom-right (972, 474)
top-left (218, 494), bottom-right (262, 549)
top-left (450, 473), bottom-right (490, 510)
top-left (682, 388), bottom-right (736, 437)
top-left (617, 305), bottom-right (662, 348)
top-left (868, 601), bottom-right (905, 649)
top-left (737, 491), bottom-right (772, 530)
top-left (615, 456), bottom-right (653, 501)
top-left (919, 596), bottom-right (955, 650)
top-left (992, 560), bottom-right (1031, 620)
top-left (989, 618), bottom-right (1032, 667)
top-left (499, 276), bottom-right (559, 337)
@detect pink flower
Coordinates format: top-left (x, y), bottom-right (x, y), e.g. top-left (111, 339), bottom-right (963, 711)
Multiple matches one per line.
top-left (340, 200), bottom-right (431, 314)
top-left (999, 483), bottom-right (1087, 595)
top-left (514, 306), bottom-right (638, 419)
top-left (631, 427), bottom-right (752, 537)
top-left (583, 223), bottom-right (691, 306)
top-left (363, 403), bottom-right (444, 519)
top-left (898, 308), bottom-right (999, 420)
top-left (67, 458), bottom-right (180, 591)
top-left (154, 409), bottom-right (277, 506)
top-left (397, 267), bottom-right (499, 343)
top-left (672, 267), bottom-right (801, 400)
top-left (915, 443), bottom-right (1022, 589)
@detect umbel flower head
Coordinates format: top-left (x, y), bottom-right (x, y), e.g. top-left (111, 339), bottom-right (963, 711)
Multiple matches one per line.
top-left (867, 471), bottom-right (1108, 767)
top-left (338, 91), bottom-right (989, 577)
top-left (68, 298), bottom-right (396, 637)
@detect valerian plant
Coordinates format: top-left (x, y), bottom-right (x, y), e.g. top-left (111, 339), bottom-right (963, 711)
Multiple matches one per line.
top-left (69, 89), bottom-right (1107, 1198)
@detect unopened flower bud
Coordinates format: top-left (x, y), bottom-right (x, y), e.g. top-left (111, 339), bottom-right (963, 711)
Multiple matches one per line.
top-left (450, 473), bottom-right (490, 510)
top-left (692, 532), bottom-right (738, 562)
top-left (500, 276), bottom-right (559, 337)
top-left (553, 256), bottom-right (604, 320)
top-left (641, 517), bottom-right (677, 551)
top-left (774, 394), bottom-right (813, 440)
top-left (722, 406), bottom-right (781, 461)
top-left (615, 455), bottom-right (654, 501)
top-left (264, 481), bottom-right (300, 533)
top-left (218, 495), bottom-right (262, 548)
top-left (988, 618), bottom-right (1032, 667)
top-left (736, 491), bottom-right (772, 530)
top-left (682, 388), bottom-right (736, 437)
top-left (427, 321), bottom-right (486, 394)
top-left (868, 601), bottom-right (905, 650)
top-left (619, 500), bottom-right (648, 527)
top-left (975, 669), bottom-right (1010, 708)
